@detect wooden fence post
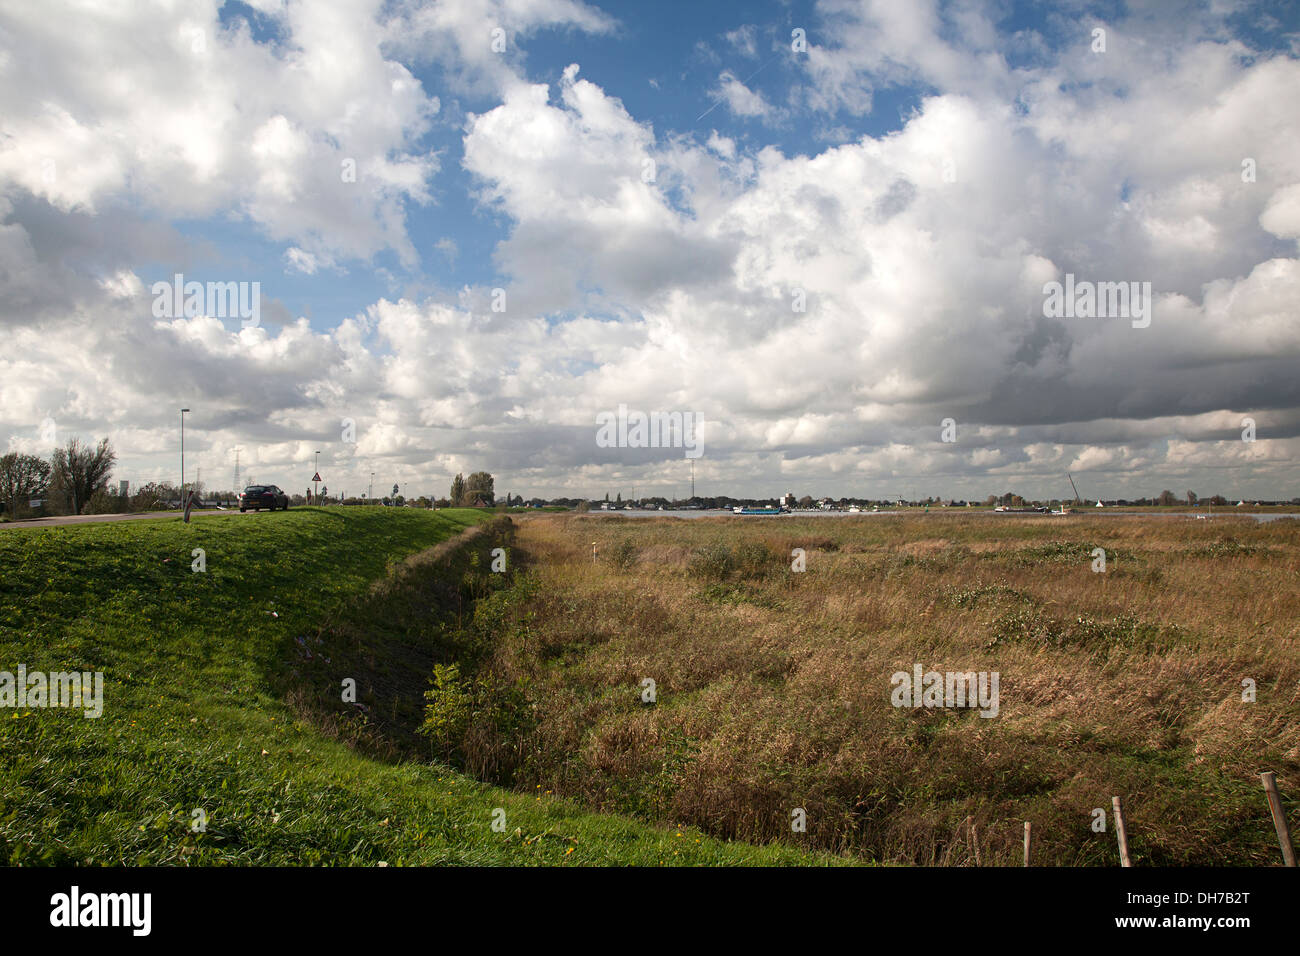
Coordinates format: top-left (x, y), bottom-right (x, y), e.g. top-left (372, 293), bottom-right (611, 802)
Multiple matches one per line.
top-left (1023, 821), bottom-right (1033, 867)
top-left (1112, 796), bottom-right (1132, 867)
top-left (1260, 772), bottom-right (1297, 867)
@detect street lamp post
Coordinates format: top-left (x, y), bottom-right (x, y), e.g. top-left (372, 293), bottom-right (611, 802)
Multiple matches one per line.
top-left (180, 408), bottom-right (190, 506)
top-left (369, 471), bottom-right (374, 502)
top-left (314, 449), bottom-right (320, 503)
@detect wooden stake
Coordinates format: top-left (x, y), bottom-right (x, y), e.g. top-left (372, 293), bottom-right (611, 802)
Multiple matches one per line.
top-left (1112, 796), bottom-right (1132, 867)
top-left (1260, 772), bottom-right (1297, 867)
top-left (1023, 821), bottom-right (1033, 867)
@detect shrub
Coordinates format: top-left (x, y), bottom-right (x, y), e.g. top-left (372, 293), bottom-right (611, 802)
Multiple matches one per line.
top-left (688, 544), bottom-right (735, 580)
top-left (418, 661), bottom-right (535, 778)
top-left (419, 663), bottom-right (474, 762)
top-left (733, 542), bottom-right (780, 578)
top-left (941, 582), bottom-right (1032, 608)
top-left (610, 537), bottom-right (638, 571)
top-left (85, 487), bottom-right (128, 515)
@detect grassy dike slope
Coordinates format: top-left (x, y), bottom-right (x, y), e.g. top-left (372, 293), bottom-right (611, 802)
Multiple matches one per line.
top-left (0, 508), bottom-right (837, 865)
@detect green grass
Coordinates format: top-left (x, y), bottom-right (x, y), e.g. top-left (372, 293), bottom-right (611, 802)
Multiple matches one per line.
top-left (0, 507), bottom-right (842, 866)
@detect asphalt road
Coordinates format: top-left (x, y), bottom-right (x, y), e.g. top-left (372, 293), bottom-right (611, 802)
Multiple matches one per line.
top-left (0, 508), bottom-right (272, 530)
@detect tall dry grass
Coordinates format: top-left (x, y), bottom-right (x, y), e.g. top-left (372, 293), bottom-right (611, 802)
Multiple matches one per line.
top-left (443, 513), bottom-right (1300, 865)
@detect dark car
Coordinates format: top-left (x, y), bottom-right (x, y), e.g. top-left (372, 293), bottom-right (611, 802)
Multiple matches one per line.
top-left (239, 484), bottom-right (289, 512)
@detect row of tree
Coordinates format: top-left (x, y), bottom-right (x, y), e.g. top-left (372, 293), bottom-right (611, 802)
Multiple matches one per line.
top-left (448, 472), bottom-right (494, 507)
top-left (1, 448), bottom-right (503, 519)
top-left (7, 448), bottom-right (1273, 521)
top-left (984, 490), bottom-right (1239, 507)
top-left (0, 439), bottom-right (116, 518)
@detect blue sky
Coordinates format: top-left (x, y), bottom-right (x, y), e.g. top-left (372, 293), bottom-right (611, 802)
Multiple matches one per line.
top-left (173, 0), bottom-right (1300, 338)
top-left (179, 0), bottom-right (954, 333)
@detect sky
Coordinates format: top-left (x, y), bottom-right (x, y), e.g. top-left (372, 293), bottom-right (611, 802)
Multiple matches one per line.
top-left (1, 0), bottom-right (1298, 502)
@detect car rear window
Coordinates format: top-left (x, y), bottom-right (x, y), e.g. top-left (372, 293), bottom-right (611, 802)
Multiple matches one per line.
top-left (245, 486), bottom-right (267, 494)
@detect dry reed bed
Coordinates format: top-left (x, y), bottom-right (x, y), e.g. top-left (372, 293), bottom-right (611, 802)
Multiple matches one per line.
top-left (464, 513), bottom-right (1300, 865)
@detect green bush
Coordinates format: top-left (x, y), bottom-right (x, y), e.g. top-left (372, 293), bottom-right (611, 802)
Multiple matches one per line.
top-left (688, 543), bottom-right (782, 581)
top-left (609, 537), bottom-right (638, 571)
top-left (733, 542), bottom-right (780, 578)
top-left (418, 660), bottom-right (536, 778)
top-left (419, 663), bottom-right (475, 762)
top-left (688, 544), bottom-right (735, 580)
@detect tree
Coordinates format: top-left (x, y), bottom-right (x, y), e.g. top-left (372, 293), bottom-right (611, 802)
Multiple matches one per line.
top-left (0, 452), bottom-right (52, 518)
top-left (131, 481), bottom-right (175, 512)
top-left (1187, 490), bottom-right (1198, 505)
top-left (449, 473), bottom-right (467, 506)
top-left (50, 438), bottom-right (116, 515)
top-left (1157, 489), bottom-right (1178, 507)
top-left (466, 471), bottom-right (494, 506)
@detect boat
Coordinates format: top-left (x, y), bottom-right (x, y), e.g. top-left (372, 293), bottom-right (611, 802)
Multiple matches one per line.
top-left (735, 506), bottom-right (783, 515)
